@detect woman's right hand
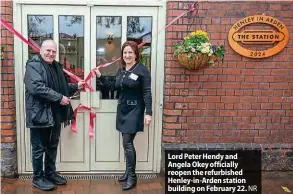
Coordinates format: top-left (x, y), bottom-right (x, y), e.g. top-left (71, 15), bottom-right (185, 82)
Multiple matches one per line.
top-left (94, 68), bottom-right (101, 78)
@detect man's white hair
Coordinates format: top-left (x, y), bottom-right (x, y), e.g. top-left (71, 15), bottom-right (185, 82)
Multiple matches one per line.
top-left (41, 39), bottom-right (56, 48)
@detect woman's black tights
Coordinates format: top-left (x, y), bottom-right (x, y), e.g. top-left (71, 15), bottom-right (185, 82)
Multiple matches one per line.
top-left (121, 133), bottom-right (137, 190)
top-left (122, 133), bottom-right (136, 144)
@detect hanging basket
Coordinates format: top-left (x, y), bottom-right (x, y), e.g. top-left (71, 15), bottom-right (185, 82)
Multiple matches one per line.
top-left (177, 52), bottom-right (216, 71)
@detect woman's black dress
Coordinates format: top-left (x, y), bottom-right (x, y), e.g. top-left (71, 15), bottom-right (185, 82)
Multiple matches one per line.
top-left (99, 63), bottom-right (152, 134)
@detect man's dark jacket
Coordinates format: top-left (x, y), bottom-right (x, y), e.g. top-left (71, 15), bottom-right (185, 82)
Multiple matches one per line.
top-left (24, 54), bottom-right (78, 128)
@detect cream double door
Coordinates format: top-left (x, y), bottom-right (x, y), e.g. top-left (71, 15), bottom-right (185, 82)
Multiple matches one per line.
top-left (20, 5), bottom-right (158, 173)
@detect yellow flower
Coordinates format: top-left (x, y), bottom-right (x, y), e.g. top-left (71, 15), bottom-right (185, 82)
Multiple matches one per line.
top-left (190, 30), bottom-right (209, 40)
top-left (184, 36), bottom-right (190, 40)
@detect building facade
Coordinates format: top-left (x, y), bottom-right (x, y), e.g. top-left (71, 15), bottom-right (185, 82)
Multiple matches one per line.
top-left (1, 0), bottom-right (293, 177)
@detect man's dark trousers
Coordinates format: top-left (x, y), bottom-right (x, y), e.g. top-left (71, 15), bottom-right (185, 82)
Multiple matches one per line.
top-left (30, 117), bottom-right (61, 179)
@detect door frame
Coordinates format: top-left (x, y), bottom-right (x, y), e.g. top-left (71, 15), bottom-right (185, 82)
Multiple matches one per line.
top-left (90, 6), bottom-right (159, 171)
top-left (14, 0), bottom-right (166, 174)
top-left (19, 5), bottom-right (92, 172)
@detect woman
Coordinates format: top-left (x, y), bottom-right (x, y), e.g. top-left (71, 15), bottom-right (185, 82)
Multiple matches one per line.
top-left (94, 41), bottom-right (152, 190)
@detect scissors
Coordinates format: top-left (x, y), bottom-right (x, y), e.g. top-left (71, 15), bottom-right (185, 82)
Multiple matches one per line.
top-left (69, 94), bottom-right (80, 99)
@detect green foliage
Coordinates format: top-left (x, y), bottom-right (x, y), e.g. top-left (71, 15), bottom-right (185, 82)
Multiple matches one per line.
top-left (172, 30), bottom-right (225, 65)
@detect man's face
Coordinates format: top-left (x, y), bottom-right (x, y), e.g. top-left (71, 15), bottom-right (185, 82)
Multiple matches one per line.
top-left (40, 42), bottom-right (57, 64)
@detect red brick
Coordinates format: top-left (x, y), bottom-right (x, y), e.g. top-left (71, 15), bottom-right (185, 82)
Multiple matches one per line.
top-left (162, 136), bottom-right (181, 143)
top-left (164, 110), bottom-right (182, 116)
top-left (170, 83), bottom-right (184, 88)
top-left (184, 96), bottom-right (202, 102)
top-left (205, 103), bottom-right (215, 109)
top-left (222, 82), bottom-right (240, 89)
top-left (1, 109), bottom-right (15, 115)
top-left (1, 130), bottom-right (16, 136)
top-left (163, 130), bottom-right (175, 136)
top-left (207, 89), bottom-right (216, 96)
top-left (202, 82), bottom-right (221, 88)
top-left (221, 18), bottom-right (231, 24)
top-left (182, 110), bottom-right (193, 116)
top-left (203, 96), bottom-right (220, 102)
top-left (170, 96), bottom-right (184, 102)
top-left (172, 25), bottom-right (188, 32)
top-left (163, 116), bottom-right (177, 123)
top-left (269, 4), bottom-right (281, 10)
top-left (224, 104), bottom-right (233, 109)
top-left (167, 2), bottom-right (178, 9)
top-left (165, 68), bottom-right (184, 75)
top-left (220, 110), bottom-right (237, 116)
top-left (286, 111), bottom-right (293, 116)
top-left (1, 115), bottom-right (15, 122)
top-left (202, 2), bottom-right (211, 9)
top-left (240, 96), bottom-right (257, 102)
top-left (221, 96), bottom-right (238, 103)
top-left (1, 123), bottom-right (14, 130)
top-left (1, 136), bottom-right (16, 143)
top-left (271, 69), bottom-right (289, 75)
top-left (259, 83), bottom-right (270, 89)
top-left (202, 18), bottom-right (211, 25)
top-left (207, 10), bottom-right (225, 17)
top-left (238, 110), bottom-right (256, 117)
top-left (226, 90), bottom-right (236, 96)
top-left (251, 104), bottom-right (261, 110)
top-left (175, 103), bottom-right (188, 109)
top-left (270, 83), bottom-right (289, 89)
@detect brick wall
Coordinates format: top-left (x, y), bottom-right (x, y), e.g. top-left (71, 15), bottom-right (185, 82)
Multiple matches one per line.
top-left (1, 1), bottom-right (17, 177)
top-left (163, 1), bottom-right (293, 145)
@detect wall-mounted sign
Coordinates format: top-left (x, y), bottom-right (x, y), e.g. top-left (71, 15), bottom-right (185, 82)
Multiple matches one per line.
top-left (228, 15), bottom-right (289, 58)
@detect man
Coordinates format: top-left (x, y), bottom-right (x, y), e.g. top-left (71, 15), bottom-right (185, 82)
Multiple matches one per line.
top-left (24, 40), bottom-right (85, 191)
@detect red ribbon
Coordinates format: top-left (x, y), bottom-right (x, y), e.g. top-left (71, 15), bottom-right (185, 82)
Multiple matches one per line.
top-left (0, 18), bottom-right (96, 137)
top-left (71, 104), bottom-right (96, 138)
top-left (1, 19), bottom-right (40, 52)
top-left (1, 2), bottom-right (197, 138)
top-left (28, 37), bottom-right (41, 50)
top-left (0, 19), bottom-right (94, 92)
top-left (63, 68), bottom-right (94, 92)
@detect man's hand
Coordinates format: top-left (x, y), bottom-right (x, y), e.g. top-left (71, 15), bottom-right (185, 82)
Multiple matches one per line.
top-left (60, 96), bottom-right (71, 105)
top-left (78, 80), bottom-right (86, 90)
top-left (94, 68), bottom-right (101, 78)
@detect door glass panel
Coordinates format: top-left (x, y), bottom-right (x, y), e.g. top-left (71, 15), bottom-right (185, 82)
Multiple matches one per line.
top-left (96, 16), bottom-right (122, 99)
top-left (59, 15), bottom-right (84, 83)
top-left (27, 15), bottom-right (53, 57)
top-left (127, 16), bottom-right (152, 71)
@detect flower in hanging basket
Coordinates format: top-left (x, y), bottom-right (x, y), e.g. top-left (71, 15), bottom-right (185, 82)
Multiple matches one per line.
top-left (172, 30), bottom-right (225, 70)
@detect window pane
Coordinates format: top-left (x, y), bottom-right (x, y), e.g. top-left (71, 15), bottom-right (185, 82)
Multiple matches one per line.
top-left (96, 16), bottom-right (122, 100)
top-left (127, 16), bottom-right (152, 71)
top-left (27, 15), bottom-right (53, 57)
top-left (59, 16), bottom-right (84, 100)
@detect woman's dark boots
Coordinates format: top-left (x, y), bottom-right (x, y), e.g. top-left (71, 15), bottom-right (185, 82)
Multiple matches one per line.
top-left (118, 169), bottom-right (128, 182)
top-left (118, 149), bottom-right (128, 182)
top-left (122, 143), bottom-right (137, 190)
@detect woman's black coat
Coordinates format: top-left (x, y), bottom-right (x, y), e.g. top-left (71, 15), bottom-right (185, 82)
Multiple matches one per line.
top-left (99, 63), bottom-right (152, 134)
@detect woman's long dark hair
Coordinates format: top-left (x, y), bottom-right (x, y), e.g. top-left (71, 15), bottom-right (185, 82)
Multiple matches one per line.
top-left (121, 41), bottom-right (140, 69)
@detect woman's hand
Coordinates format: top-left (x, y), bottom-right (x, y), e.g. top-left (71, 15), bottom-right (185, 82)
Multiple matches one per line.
top-left (94, 68), bottom-right (101, 78)
top-left (78, 80), bottom-right (85, 90)
top-left (144, 115), bottom-right (152, 125)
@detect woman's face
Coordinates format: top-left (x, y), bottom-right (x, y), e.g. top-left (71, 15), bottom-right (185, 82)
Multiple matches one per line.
top-left (123, 46), bottom-right (136, 65)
